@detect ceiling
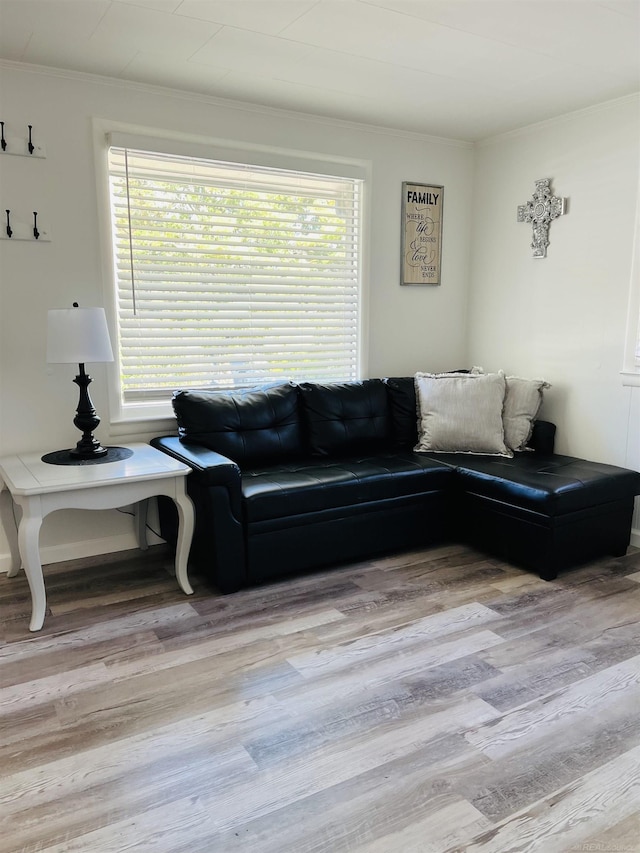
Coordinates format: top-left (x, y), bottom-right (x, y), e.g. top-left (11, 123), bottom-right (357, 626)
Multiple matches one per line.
top-left (1, 0), bottom-right (639, 141)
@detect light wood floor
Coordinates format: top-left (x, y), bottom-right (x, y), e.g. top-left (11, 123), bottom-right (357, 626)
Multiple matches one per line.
top-left (2, 542), bottom-right (640, 853)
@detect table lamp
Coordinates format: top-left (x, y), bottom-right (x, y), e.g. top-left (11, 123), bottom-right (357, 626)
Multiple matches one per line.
top-left (46, 302), bottom-right (114, 460)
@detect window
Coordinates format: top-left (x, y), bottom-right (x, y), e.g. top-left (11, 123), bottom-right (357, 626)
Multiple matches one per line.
top-left (106, 145), bottom-right (363, 407)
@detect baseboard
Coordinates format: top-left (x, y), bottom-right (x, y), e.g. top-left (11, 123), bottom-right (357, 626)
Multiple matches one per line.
top-left (0, 531), bottom-right (164, 574)
top-left (630, 528), bottom-right (640, 550)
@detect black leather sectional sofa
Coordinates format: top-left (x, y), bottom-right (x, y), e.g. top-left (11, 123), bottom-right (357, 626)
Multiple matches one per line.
top-left (151, 377), bottom-right (640, 593)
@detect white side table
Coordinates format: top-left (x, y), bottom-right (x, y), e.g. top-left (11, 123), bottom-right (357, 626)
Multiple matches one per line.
top-left (0, 443), bottom-right (194, 631)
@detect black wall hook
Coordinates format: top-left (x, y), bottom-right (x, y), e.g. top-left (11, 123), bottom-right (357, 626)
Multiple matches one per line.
top-left (33, 211), bottom-right (40, 240)
top-left (0, 121), bottom-right (6, 152)
top-left (27, 125), bottom-right (34, 155)
top-left (5, 209), bottom-right (12, 238)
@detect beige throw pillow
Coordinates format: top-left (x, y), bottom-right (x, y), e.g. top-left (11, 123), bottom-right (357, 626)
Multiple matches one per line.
top-left (503, 376), bottom-right (551, 452)
top-left (414, 371), bottom-right (512, 457)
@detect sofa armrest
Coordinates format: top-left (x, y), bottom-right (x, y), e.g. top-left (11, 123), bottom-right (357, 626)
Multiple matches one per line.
top-left (151, 436), bottom-right (241, 488)
top-left (151, 435), bottom-right (245, 593)
top-left (529, 420), bottom-right (556, 454)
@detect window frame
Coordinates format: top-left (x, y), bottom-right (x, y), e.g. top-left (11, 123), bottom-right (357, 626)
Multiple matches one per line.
top-left (93, 120), bottom-right (370, 427)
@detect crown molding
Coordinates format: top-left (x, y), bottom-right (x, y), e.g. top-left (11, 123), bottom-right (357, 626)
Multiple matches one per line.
top-left (477, 91), bottom-right (640, 147)
top-left (0, 59), bottom-right (473, 150)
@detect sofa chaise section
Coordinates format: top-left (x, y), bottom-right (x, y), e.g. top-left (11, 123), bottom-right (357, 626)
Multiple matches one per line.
top-left (384, 375), bottom-right (640, 580)
top-left (427, 453), bottom-right (639, 580)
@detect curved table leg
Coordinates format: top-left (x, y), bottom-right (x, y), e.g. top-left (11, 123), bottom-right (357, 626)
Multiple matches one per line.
top-left (17, 504), bottom-right (46, 631)
top-left (173, 485), bottom-right (194, 596)
top-left (1, 488), bottom-right (22, 577)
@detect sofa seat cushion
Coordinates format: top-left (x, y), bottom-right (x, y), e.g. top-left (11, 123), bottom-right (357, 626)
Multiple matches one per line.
top-left (429, 453), bottom-right (640, 516)
top-left (241, 451), bottom-right (453, 522)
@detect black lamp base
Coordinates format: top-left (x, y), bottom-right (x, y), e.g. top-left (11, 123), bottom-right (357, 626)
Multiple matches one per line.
top-left (70, 438), bottom-right (108, 460)
top-left (69, 363), bottom-right (108, 460)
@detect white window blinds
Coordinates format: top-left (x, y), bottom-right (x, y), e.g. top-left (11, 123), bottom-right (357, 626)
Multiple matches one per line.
top-left (107, 146), bottom-right (362, 401)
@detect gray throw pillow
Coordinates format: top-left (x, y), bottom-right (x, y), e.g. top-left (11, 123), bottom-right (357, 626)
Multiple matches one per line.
top-left (414, 371), bottom-right (512, 457)
top-left (503, 375), bottom-right (551, 452)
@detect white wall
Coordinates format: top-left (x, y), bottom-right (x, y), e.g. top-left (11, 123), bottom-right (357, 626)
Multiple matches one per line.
top-left (0, 62), bottom-right (474, 569)
top-left (468, 95), bottom-right (640, 542)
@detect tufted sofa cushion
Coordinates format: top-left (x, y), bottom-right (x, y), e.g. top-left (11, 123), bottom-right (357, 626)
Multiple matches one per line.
top-left (383, 376), bottom-right (418, 448)
top-left (241, 451), bottom-right (452, 522)
top-left (297, 379), bottom-right (391, 456)
top-left (428, 452), bottom-right (640, 515)
top-left (172, 383), bottom-right (303, 466)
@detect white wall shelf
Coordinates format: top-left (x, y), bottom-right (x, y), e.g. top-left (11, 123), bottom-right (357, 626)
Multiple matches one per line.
top-left (1, 136), bottom-right (46, 158)
top-left (1, 217), bottom-right (51, 241)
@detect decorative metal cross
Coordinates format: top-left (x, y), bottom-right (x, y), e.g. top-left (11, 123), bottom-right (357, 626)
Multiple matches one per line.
top-left (517, 178), bottom-right (566, 258)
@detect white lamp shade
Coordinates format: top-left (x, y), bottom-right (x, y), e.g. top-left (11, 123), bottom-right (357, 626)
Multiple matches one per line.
top-left (47, 307), bottom-right (114, 364)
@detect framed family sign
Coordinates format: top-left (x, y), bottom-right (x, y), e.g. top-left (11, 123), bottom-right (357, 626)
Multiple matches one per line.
top-left (401, 182), bottom-right (444, 286)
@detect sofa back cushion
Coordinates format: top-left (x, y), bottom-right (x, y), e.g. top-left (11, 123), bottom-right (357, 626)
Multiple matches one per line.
top-left (298, 379), bottom-right (391, 456)
top-left (383, 376), bottom-right (419, 447)
top-left (172, 383), bottom-right (303, 465)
